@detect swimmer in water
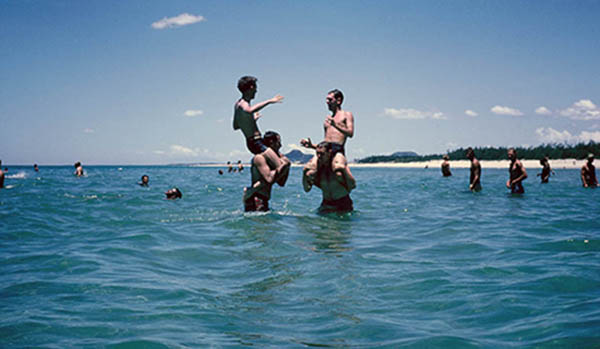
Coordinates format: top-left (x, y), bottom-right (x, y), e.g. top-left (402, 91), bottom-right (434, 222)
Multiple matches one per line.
top-left (243, 131), bottom-right (291, 212)
top-left (139, 175), bottom-right (149, 187)
top-left (506, 148), bottom-right (527, 193)
top-left (74, 162), bottom-right (84, 177)
top-left (0, 160), bottom-right (4, 189)
top-left (165, 187), bottom-right (182, 200)
top-left (466, 147), bottom-right (481, 192)
top-left (581, 153), bottom-right (598, 188)
top-left (537, 157), bottom-right (554, 183)
top-left (303, 141), bottom-right (356, 214)
top-left (441, 155), bottom-right (452, 177)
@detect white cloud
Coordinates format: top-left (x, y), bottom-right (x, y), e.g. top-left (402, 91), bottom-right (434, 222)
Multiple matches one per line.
top-left (170, 144), bottom-right (199, 156)
top-left (152, 13), bottom-right (206, 29)
top-left (535, 106), bottom-right (552, 115)
top-left (184, 110), bottom-right (204, 117)
top-left (83, 128), bottom-right (95, 133)
top-left (228, 149), bottom-right (247, 158)
top-left (465, 110), bottom-right (478, 117)
top-left (491, 105), bottom-right (523, 116)
top-left (559, 99), bottom-right (600, 120)
top-left (536, 127), bottom-right (600, 143)
top-left (446, 142), bottom-right (458, 149)
top-left (153, 150), bottom-right (166, 155)
top-left (384, 108), bottom-right (446, 120)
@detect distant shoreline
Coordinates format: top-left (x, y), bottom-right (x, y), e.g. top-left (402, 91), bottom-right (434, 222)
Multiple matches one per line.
top-left (347, 159), bottom-right (584, 169)
top-left (192, 158), bottom-right (585, 169)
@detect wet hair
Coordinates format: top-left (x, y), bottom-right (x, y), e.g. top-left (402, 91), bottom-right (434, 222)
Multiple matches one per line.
top-left (465, 147), bottom-right (474, 157)
top-left (263, 130), bottom-right (280, 147)
top-left (316, 141), bottom-right (333, 152)
top-left (508, 148), bottom-right (517, 156)
top-left (238, 76), bottom-right (257, 93)
top-left (74, 162), bottom-right (81, 168)
top-left (141, 175), bottom-right (149, 181)
top-left (167, 188), bottom-right (182, 199)
top-left (443, 155), bottom-right (449, 160)
top-left (328, 89), bottom-right (344, 104)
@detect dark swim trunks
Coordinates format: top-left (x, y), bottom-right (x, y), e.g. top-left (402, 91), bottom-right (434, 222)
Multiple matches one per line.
top-left (244, 193), bottom-right (270, 212)
top-left (246, 135), bottom-right (268, 155)
top-left (318, 194), bottom-right (353, 214)
top-left (329, 142), bottom-right (345, 157)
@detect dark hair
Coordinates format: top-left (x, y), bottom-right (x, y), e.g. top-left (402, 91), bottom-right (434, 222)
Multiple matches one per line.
top-left (74, 162), bottom-right (81, 167)
top-left (328, 89), bottom-right (344, 103)
top-left (263, 130), bottom-right (280, 146)
top-left (316, 141), bottom-right (333, 152)
top-left (238, 76), bottom-right (257, 93)
top-left (167, 188), bottom-right (182, 199)
top-left (465, 147), bottom-right (474, 157)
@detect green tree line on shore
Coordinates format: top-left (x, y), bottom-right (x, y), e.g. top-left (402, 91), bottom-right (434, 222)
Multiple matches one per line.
top-left (357, 142), bottom-right (600, 163)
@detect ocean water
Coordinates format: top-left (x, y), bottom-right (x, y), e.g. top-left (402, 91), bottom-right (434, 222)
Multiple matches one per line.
top-left (1, 165), bottom-right (599, 348)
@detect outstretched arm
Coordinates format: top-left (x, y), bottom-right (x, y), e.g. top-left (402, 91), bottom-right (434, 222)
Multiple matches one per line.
top-left (238, 95), bottom-right (283, 115)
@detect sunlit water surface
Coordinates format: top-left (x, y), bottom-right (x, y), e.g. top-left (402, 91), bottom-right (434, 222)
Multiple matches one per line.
top-left (1, 166), bottom-right (599, 348)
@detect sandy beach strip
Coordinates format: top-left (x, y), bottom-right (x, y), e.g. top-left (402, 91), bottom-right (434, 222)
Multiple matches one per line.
top-left (193, 159), bottom-right (584, 169)
top-left (347, 159), bottom-right (584, 169)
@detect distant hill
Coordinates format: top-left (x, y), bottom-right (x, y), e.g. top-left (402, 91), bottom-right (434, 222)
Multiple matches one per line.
top-left (358, 150), bottom-right (423, 163)
top-left (285, 150), bottom-right (313, 164)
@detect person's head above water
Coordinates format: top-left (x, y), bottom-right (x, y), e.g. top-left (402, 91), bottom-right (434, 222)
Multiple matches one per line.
top-left (74, 162), bottom-right (81, 168)
top-left (140, 175), bottom-right (149, 186)
top-left (165, 187), bottom-right (182, 200)
top-left (465, 147), bottom-right (475, 160)
top-left (316, 141), bottom-right (333, 166)
top-left (508, 148), bottom-right (517, 161)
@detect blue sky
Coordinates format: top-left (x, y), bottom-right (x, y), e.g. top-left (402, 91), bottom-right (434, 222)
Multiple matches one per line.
top-left (1, 0), bottom-right (599, 165)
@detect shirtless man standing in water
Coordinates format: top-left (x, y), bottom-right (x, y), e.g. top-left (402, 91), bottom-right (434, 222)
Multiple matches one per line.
top-left (243, 131), bottom-right (291, 212)
top-left (303, 141), bottom-right (356, 214)
top-left (233, 76), bottom-right (285, 169)
top-left (0, 160), bottom-right (4, 189)
top-left (301, 89), bottom-right (354, 180)
top-left (581, 153), bottom-right (598, 188)
top-left (466, 147), bottom-right (481, 192)
top-left (506, 148), bottom-right (528, 193)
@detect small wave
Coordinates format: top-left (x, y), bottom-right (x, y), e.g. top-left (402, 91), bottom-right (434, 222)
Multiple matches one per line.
top-left (6, 171), bottom-right (27, 179)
